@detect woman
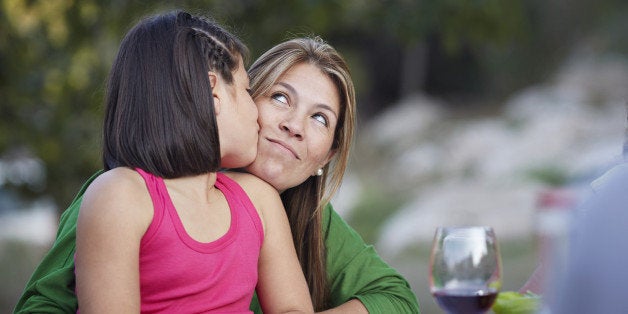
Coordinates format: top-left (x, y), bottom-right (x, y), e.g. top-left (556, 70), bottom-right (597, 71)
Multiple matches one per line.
top-left (15, 36), bottom-right (419, 314)
top-left (246, 38), bottom-right (418, 313)
top-left (73, 11), bottom-right (312, 313)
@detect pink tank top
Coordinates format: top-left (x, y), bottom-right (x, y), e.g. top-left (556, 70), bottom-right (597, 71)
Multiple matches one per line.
top-left (137, 169), bottom-right (264, 313)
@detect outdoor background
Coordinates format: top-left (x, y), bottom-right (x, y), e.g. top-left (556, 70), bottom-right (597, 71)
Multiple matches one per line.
top-left (2, 0), bottom-right (628, 313)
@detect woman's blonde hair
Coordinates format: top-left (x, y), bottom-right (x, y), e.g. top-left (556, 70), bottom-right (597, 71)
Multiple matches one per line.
top-left (248, 36), bottom-right (356, 310)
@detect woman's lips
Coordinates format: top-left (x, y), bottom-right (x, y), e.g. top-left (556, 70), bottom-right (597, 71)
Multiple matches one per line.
top-left (267, 138), bottom-right (299, 159)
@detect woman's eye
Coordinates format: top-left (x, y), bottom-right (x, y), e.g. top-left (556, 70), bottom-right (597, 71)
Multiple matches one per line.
top-left (312, 113), bottom-right (328, 126)
top-left (271, 93), bottom-right (288, 105)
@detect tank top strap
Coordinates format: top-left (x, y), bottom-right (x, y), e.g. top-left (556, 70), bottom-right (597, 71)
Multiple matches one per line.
top-left (215, 172), bottom-right (265, 247)
top-left (135, 168), bottom-right (167, 244)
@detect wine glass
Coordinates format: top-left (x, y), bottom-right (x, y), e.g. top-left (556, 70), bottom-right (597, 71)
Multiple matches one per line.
top-left (429, 226), bottom-right (502, 314)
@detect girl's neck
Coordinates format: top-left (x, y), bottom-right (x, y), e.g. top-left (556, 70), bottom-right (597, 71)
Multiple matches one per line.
top-left (163, 172), bottom-right (219, 204)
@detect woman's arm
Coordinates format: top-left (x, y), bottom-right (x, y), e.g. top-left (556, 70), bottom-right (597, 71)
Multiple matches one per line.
top-left (318, 299), bottom-right (368, 313)
top-left (235, 173), bottom-right (314, 313)
top-left (75, 168), bottom-right (150, 313)
top-left (14, 170), bottom-right (103, 314)
top-left (322, 203), bottom-right (420, 314)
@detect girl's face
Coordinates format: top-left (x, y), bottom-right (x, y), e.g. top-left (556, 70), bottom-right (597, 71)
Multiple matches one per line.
top-left (215, 60), bottom-right (259, 169)
top-left (247, 62), bottom-right (340, 192)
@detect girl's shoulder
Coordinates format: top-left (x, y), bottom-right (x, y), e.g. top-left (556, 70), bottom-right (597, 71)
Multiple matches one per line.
top-left (88, 167), bottom-right (143, 191)
top-left (222, 171), bottom-right (283, 232)
top-left (80, 167), bottom-right (153, 226)
top-left (222, 171), bottom-right (277, 197)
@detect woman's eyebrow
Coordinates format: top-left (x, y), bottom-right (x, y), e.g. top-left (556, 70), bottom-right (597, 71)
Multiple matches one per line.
top-left (277, 82), bottom-right (296, 95)
top-left (316, 104), bottom-right (338, 119)
top-left (277, 82), bottom-right (338, 119)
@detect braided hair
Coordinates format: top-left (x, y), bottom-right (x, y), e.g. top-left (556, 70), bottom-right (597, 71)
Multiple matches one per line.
top-left (102, 11), bottom-right (247, 178)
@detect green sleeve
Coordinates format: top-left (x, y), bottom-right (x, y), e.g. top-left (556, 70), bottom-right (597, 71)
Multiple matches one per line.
top-left (13, 170), bottom-right (103, 314)
top-left (323, 203), bottom-right (420, 314)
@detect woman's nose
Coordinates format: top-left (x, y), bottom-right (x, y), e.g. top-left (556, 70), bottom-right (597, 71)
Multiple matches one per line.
top-left (279, 115), bottom-right (304, 139)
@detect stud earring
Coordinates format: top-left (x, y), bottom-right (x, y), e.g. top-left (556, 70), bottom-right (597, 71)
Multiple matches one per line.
top-left (316, 168), bottom-right (323, 176)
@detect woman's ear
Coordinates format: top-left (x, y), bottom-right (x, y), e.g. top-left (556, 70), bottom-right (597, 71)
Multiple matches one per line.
top-left (325, 149), bottom-right (336, 164)
top-left (208, 71), bottom-right (220, 115)
top-left (321, 149), bottom-right (337, 168)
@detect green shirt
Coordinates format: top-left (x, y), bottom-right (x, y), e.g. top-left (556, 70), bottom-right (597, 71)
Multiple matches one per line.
top-left (14, 171), bottom-right (420, 313)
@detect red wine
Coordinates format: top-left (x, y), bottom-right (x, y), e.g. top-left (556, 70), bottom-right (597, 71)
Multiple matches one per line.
top-left (432, 288), bottom-right (498, 314)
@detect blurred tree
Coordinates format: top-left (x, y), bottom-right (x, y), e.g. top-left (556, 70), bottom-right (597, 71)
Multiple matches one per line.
top-left (0, 0), bottom-right (176, 209)
top-left (1, 0), bottom-right (106, 207)
top-left (219, 0), bottom-right (528, 117)
top-left (3, 0), bottom-right (625, 213)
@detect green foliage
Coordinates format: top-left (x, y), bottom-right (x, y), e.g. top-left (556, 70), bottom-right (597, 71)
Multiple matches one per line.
top-left (1, 0), bottom-right (106, 204)
top-left (346, 186), bottom-right (406, 244)
top-left (525, 166), bottom-right (570, 187)
top-left (357, 0), bottom-right (526, 52)
top-left (493, 291), bottom-right (541, 314)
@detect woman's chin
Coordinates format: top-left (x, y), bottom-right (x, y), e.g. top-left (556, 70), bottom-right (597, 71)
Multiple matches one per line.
top-left (245, 164), bottom-right (283, 190)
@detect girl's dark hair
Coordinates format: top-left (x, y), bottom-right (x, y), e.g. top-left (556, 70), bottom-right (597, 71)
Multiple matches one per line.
top-left (102, 11), bottom-right (248, 178)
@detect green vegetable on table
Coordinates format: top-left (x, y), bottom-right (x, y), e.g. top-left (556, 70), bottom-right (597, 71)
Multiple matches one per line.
top-left (492, 291), bottom-right (542, 314)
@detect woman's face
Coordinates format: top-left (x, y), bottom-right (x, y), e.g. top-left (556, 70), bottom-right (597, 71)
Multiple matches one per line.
top-left (247, 62), bottom-right (340, 192)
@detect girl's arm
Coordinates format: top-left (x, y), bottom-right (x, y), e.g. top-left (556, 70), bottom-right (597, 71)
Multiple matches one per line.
top-left (75, 168), bottom-right (151, 313)
top-left (234, 173), bottom-right (314, 313)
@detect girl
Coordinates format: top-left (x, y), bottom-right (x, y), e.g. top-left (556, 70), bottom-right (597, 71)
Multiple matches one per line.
top-left (74, 11), bottom-right (312, 313)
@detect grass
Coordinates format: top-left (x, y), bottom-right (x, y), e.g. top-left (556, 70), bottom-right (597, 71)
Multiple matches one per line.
top-left (0, 239), bottom-right (50, 313)
top-left (343, 178), bottom-right (540, 313)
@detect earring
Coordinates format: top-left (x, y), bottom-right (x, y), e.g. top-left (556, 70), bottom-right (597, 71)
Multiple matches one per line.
top-left (316, 168), bottom-right (323, 176)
